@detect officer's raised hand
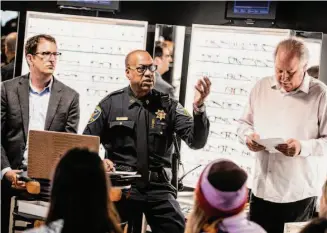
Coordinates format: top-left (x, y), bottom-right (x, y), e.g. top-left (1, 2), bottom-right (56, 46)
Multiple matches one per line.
top-left (194, 76), bottom-right (211, 107)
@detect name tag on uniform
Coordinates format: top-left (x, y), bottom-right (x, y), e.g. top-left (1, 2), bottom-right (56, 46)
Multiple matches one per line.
top-left (116, 117), bottom-right (128, 121)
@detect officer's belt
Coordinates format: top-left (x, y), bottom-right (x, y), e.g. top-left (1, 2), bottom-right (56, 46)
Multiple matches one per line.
top-left (115, 165), bottom-right (170, 183)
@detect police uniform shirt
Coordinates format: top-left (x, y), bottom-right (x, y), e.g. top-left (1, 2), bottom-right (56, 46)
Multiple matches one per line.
top-left (83, 86), bottom-right (209, 171)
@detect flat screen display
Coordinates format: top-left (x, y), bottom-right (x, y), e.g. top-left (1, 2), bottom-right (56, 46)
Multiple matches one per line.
top-left (57, 0), bottom-right (120, 11)
top-left (225, 1), bottom-right (277, 20)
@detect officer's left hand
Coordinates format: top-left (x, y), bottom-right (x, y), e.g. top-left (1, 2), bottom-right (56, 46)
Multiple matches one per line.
top-left (194, 76), bottom-right (211, 107)
top-left (275, 138), bottom-right (301, 157)
top-left (103, 159), bottom-right (115, 172)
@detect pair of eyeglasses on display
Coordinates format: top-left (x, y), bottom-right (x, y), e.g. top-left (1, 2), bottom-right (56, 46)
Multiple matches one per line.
top-left (209, 130), bottom-right (238, 141)
top-left (206, 100), bottom-right (243, 111)
top-left (33, 51), bottom-right (62, 59)
top-left (92, 45), bottom-right (125, 55)
top-left (241, 150), bottom-right (253, 158)
top-left (128, 64), bottom-right (157, 74)
top-left (203, 144), bottom-right (238, 155)
top-left (90, 61), bottom-right (122, 70)
top-left (208, 116), bottom-right (239, 125)
top-left (91, 75), bottom-right (125, 83)
top-left (56, 73), bottom-right (78, 80)
top-left (59, 43), bottom-right (81, 50)
top-left (91, 61), bottom-right (113, 68)
top-left (86, 88), bottom-right (109, 97)
top-left (58, 59), bottom-right (80, 66)
top-left (224, 86), bottom-right (249, 96)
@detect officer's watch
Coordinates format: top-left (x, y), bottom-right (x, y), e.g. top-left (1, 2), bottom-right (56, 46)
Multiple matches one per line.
top-left (193, 103), bottom-right (206, 114)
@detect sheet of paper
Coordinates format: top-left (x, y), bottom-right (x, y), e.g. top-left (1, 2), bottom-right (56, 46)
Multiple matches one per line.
top-left (253, 138), bottom-right (285, 153)
top-left (283, 222), bottom-right (308, 233)
top-left (107, 171), bottom-right (138, 175)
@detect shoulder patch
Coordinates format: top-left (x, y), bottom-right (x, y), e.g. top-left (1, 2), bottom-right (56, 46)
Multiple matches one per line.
top-left (176, 103), bottom-right (191, 117)
top-left (88, 106), bottom-right (102, 124)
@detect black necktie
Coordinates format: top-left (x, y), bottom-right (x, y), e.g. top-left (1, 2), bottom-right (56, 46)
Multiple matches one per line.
top-left (135, 104), bottom-right (149, 188)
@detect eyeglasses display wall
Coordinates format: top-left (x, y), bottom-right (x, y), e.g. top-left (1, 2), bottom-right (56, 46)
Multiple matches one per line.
top-left (22, 11), bottom-right (148, 135)
top-left (180, 25), bottom-right (291, 189)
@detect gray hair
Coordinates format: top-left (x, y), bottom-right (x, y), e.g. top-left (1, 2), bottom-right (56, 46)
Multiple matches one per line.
top-left (274, 37), bottom-right (309, 65)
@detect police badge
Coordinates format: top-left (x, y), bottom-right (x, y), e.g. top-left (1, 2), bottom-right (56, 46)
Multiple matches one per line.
top-left (155, 109), bottom-right (166, 121)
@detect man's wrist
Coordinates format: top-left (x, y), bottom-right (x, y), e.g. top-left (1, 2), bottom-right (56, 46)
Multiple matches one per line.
top-left (1, 167), bottom-right (12, 180)
top-left (193, 103), bottom-right (205, 113)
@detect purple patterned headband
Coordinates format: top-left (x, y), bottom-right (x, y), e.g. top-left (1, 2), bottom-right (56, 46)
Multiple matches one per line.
top-left (200, 159), bottom-right (248, 211)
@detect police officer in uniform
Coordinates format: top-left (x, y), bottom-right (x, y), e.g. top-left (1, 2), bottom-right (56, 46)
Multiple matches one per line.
top-left (83, 50), bottom-right (211, 233)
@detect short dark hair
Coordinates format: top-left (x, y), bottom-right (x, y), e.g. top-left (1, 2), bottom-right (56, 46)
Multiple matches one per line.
top-left (154, 45), bottom-right (163, 59)
top-left (154, 42), bottom-right (170, 59)
top-left (24, 34), bottom-right (56, 56)
top-left (46, 148), bottom-right (122, 233)
top-left (207, 160), bottom-right (248, 192)
top-left (299, 218), bottom-right (327, 233)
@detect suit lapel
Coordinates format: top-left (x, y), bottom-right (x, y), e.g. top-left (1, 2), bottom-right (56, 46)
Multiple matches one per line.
top-left (44, 78), bottom-right (62, 130)
top-left (18, 75), bottom-right (30, 141)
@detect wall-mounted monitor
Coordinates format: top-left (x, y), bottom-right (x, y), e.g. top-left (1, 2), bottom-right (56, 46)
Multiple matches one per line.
top-left (225, 1), bottom-right (277, 20)
top-left (57, 0), bottom-right (120, 12)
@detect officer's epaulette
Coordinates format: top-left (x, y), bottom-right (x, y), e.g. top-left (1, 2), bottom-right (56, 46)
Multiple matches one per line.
top-left (99, 88), bottom-right (125, 103)
top-left (108, 88), bottom-right (125, 97)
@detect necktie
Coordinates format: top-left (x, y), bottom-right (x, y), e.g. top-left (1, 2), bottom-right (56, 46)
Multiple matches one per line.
top-left (135, 104), bottom-right (149, 188)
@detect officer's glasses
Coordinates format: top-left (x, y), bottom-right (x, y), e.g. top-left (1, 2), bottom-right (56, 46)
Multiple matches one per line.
top-left (128, 64), bottom-right (157, 74)
top-left (33, 51), bottom-right (62, 60)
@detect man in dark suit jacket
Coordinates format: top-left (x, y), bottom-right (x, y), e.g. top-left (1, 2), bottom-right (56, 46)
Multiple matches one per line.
top-left (1, 34), bottom-right (79, 233)
top-left (153, 44), bottom-right (175, 99)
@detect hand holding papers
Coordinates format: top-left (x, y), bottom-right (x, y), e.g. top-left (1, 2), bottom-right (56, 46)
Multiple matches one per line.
top-left (275, 138), bottom-right (302, 157)
top-left (245, 133), bottom-right (266, 152)
top-left (250, 137), bottom-right (301, 156)
top-left (253, 138), bottom-right (285, 153)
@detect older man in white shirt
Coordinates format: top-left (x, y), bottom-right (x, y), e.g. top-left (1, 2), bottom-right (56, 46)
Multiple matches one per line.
top-left (237, 38), bottom-right (327, 233)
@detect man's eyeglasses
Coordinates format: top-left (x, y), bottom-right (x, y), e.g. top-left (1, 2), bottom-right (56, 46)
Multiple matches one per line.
top-left (128, 64), bottom-right (157, 74)
top-left (33, 51), bottom-right (62, 59)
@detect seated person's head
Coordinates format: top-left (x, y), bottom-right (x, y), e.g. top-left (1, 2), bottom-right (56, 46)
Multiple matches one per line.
top-left (186, 159), bottom-right (248, 233)
top-left (46, 148), bottom-right (122, 233)
top-left (299, 218), bottom-right (327, 233)
top-left (320, 180), bottom-right (327, 218)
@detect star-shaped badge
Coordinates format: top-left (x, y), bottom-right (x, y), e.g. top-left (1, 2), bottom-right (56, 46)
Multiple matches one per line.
top-left (155, 109), bottom-right (166, 120)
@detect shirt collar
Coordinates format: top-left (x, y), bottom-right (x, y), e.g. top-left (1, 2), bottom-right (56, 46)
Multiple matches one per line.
top-left (270, 74), bottom-right (311, 94)
top-left (29, 76), bottom-right (53, 95)
top-left (128, 85), bottom-right (152, 108)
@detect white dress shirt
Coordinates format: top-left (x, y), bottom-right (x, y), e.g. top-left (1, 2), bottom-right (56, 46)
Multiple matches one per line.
top-left (237, 75), bottom-right (327, 203)
top-left (1, 79), bottom-right (52, 179)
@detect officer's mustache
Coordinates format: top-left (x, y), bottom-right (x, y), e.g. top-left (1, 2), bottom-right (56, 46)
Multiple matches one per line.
top-left (142, 75), bottom-right (154, 82)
